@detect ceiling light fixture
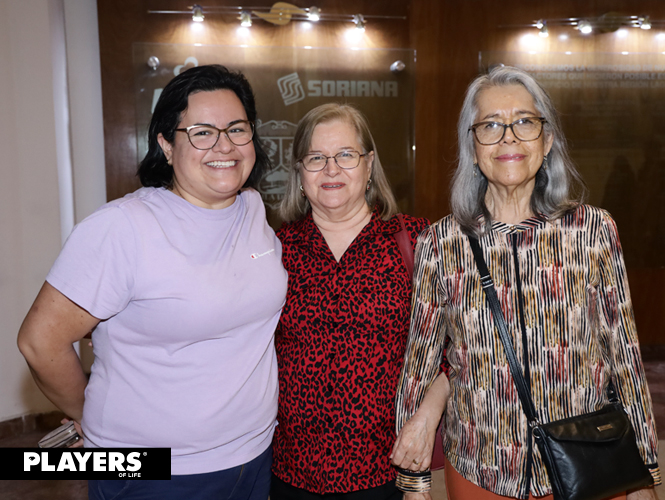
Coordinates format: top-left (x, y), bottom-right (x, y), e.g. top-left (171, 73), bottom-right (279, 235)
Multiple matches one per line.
top-left (353, 14), bottom-right (365, 32)
top-left (149, 5), bottom-right (406, 29)
top-left (539, 23), bottom-right (549, 38)
top-left (192, 4), bottom-right (204, 22)
top-left (641, 16), bottom-right (652, 29)
top-left (240, 11), bottom-right (252, 27)
top-left (308, 6), bottom-right (321, 22)
top-left (535, 19), bottom-right (544, 29)
top-left (578, 20), bottom-right (592, 34)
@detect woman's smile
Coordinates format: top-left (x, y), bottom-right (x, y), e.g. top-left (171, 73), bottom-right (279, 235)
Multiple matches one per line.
top-left (494, 153), bottom-right (526, 162)
top-left (205, 160), bottom-right (238, 169)
top-left (321, 182), bottom-right (345, 189)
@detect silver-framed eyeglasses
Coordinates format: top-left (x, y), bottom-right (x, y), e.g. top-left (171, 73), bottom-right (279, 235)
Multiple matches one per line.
top-left (175, 121), bottom-right (254, 150)
top-left (469, 117), bottom-right (547, 145)
top-left (299, 150), bottom-right (368, 172)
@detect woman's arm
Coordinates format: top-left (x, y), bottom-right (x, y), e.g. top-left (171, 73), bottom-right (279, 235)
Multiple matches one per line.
top-left (391, 372), bottom-right (449, 470)
top-left (626, 487), bottom-right (657, 500)
top-left (404, 493), bottom-right (432, 500)
top-left (394, 227), bottom-right (448, 492)
top-left (17, 282), bottom-right (100, 422)
top-left (597, 210), bottom-right (660, 486)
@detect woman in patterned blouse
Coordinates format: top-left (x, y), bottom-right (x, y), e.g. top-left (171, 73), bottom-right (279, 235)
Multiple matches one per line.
top-left (270, 103), bottom-right (447, 500)
top-left (394, 66), bottom-right (660, 500)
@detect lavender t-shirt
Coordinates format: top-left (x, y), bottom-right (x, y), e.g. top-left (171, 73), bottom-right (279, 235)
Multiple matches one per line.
top-left (46, 187), bottom-right (287, 474)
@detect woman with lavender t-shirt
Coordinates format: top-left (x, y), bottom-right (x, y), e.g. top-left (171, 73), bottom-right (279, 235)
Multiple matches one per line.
top-left (18, 65), bottom-right (286, 500)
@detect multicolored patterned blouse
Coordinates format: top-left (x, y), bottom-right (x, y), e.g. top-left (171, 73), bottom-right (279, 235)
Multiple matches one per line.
top-left (396, 205), bottom-right (660, 498)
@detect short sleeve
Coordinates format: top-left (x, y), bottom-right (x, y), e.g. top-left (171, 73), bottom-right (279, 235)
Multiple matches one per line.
top-left (46, 206), bottom-right (137, 320)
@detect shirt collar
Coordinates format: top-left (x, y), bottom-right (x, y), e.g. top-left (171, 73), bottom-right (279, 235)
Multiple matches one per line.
top-left (489, 214), bottom-right (548, 234)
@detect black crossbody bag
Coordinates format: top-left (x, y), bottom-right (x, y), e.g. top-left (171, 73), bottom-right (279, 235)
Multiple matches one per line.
top-left (468, 235), bottom-right (653, 500)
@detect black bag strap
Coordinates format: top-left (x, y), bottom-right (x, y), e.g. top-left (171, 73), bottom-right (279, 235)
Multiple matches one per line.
top-left (394, 214), bottom-right (414, 280)
top-left (467, 235), bottom-right (540, 423)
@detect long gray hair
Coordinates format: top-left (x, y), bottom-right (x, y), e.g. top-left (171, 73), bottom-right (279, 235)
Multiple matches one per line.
top-left (451, 66), bottom-right (586, 237)
top-left (280, 103), bottom-right (398, 222)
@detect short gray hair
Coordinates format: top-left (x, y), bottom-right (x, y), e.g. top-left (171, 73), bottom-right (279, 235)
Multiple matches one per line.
top-left (451, 66), bottom-right (586, 237)
top-left (280, 103), bottom-right (398, 222)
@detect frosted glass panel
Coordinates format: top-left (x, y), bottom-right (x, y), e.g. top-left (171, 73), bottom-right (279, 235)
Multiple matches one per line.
top-left (134, 44), bottom-right (416, 227)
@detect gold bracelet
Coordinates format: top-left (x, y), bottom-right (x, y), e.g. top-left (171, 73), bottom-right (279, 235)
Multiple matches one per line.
top-left (395, 470), bottom-right (432, 493)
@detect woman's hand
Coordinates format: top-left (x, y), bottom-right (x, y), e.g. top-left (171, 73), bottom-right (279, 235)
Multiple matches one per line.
top-left (60, 418), bottom-right (84, 448)
top-left (391, 409), bottom-right (437, 471)
top-left (403, 492), bottom-right (432, 500)
top-left (392, 373), bottom-right (450, 471)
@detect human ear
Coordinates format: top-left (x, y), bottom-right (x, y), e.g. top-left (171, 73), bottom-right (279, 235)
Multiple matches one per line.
top-left (366, 151), bottom-right (375, 177)
top-left (157, 133), bottom-right (173, 164)
top-left (543, 131), bottom-right (554, 157)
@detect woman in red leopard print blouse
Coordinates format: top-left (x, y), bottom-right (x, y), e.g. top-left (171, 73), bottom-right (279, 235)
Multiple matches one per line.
top-left (270, 103), bottom-right (449, 500)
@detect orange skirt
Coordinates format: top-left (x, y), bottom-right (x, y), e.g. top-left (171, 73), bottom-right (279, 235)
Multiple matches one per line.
top-left (444, 456), bottom-right (626, 500)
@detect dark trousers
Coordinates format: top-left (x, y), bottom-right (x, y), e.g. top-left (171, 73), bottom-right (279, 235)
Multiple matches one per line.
top-left (270, 475), bottom-right (402, 500)
top-left (89, 446), bottom-right (272, 500)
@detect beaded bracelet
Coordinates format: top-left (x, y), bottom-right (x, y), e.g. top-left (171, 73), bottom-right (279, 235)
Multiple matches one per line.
top-left (395, 468), bottom-right (432, 493)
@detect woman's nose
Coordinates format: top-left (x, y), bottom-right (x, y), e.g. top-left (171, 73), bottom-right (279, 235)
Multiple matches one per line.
top-left (502, 124), bottom-right (519, 143)
top-left (212, 133), bottom-right (235, 153)
top-left (323, 157), bottom-right (341, 175)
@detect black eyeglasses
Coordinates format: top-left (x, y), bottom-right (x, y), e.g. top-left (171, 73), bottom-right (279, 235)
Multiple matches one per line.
top-left (299, 150), bottom-right (368, 172)
top-left (469, 117), bottom-right (547, 145)
top-left (175, 121), bottom-right (254, 150)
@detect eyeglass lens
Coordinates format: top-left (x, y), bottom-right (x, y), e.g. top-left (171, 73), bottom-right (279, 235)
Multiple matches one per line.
top-left (187, 122), bottom-right (253, 149)
top-left (302, 151), bottom-right (362, 171)
top-left (474, 118), bottom-right (543, 145)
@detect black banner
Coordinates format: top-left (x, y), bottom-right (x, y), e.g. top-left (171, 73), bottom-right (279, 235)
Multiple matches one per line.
top-left (1, 448), bottom-right (171, 480)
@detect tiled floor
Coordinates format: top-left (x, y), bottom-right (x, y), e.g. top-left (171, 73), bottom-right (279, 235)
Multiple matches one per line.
top-left (1, 360), bottom-right (663, 500)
